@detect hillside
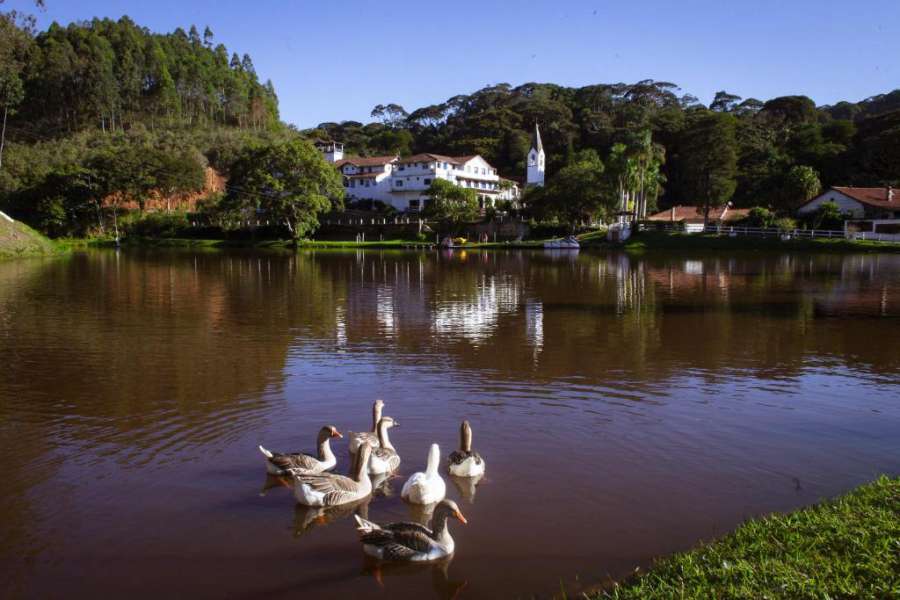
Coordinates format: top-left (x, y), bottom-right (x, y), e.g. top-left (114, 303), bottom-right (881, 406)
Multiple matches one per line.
top-left (0, 212), bottom-right (61, 258)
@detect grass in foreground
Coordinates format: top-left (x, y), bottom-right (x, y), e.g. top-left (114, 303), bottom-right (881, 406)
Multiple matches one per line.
top-left (595, 476), bottom-right (899, 599)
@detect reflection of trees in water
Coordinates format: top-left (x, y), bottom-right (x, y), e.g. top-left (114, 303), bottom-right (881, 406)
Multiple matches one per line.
top-left (0, 251), bottom-right (349, 560)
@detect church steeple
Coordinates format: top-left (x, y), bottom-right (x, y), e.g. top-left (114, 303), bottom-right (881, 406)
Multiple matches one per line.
top-left (526, 123), bottom-right (545, 187)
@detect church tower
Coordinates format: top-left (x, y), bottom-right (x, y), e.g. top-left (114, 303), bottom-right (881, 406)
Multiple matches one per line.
top-left (526, 123), bottom-right (545, 187)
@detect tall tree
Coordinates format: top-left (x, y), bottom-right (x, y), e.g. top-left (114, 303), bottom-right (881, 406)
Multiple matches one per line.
top-left (679, 112), bottom-right (738, 225)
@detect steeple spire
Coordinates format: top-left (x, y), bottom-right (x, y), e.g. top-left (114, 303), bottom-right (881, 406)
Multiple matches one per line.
top-left (526, 123), bottom-right (546, 187)
top-left (530, 123), bottom-right (543, 154)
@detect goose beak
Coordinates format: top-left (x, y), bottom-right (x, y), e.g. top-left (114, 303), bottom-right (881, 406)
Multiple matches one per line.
top-left (332, 429), bottom-right (343, 438)
top-left (455, 510), bottom-right (468, 524)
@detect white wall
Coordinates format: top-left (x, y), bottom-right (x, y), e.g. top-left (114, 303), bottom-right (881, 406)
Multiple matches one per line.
top-left (797, 190), bottom-right (865, 218)
top-left (526, 148), bottom-right (545, 187)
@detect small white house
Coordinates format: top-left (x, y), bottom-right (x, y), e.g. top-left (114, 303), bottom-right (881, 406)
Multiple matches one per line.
top-left (797, 187), bottom-right (899, 220)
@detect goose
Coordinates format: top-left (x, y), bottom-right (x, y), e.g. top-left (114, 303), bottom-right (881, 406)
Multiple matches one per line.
top-left (349, 399), bottom-right (385, 454)
top-left (354, 499), bottom-right (467, 562)
top-left (368, 417), bottom-right (401, 475)
top-left (258, 425), bottom-right (342, 476)
top-left (401, 443), bottom-right (446, 505)
top-left (447, 420), bottom-right (485, 477)
top-left (292, 443), bottom-right (373, 507)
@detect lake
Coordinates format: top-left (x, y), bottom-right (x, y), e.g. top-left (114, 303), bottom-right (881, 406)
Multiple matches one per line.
top-left (1, 248), bottom-right (898, 599)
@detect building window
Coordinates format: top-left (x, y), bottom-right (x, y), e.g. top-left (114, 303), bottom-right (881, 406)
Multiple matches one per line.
top-left (424, 178), bottom-right (431, 185)
top-left (409, 199), bottom-right (419, 209)
top-left (396, 180), bottom-right (403, 187)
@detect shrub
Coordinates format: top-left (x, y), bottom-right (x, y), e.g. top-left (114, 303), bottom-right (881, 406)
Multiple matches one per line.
top-left (125, 212), bottom-right (190, 238)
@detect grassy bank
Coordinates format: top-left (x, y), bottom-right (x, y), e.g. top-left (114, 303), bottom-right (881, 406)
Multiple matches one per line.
top-left (625, 232), bottom-right (900, 253)
top-left (0, 214), bottom-right (65, 259)
top-left (595, 476), bottom-right (899, 599)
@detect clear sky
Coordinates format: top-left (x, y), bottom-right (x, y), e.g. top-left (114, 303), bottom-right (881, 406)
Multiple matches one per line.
top-left (8, 0), bottom-right (900, 128)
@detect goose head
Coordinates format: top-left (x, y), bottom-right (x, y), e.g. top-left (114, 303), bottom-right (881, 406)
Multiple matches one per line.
top-left (435, 499), bottom-right (467, 525)
top-left (317, 425), bottom-right (343, 444)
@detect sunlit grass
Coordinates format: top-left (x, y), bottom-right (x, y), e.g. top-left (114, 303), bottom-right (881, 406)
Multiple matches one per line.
top-left (594, 476), bottom-right (899, 600)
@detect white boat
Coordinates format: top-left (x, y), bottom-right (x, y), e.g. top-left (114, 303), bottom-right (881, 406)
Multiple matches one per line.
top-left (543, 236), bottom-right (580, 249)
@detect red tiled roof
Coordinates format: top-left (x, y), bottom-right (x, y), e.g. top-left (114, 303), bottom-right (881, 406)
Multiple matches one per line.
top-left (335, 155), bottom-right (397, 168)
top-left (646, 205), bottom-right (749, 223)
top-left (346, 173), bottom-right (383, 179)
top-left (832, 187), bottom-right (897, 209)
top-left (396, 153), bottom-right (462, 165)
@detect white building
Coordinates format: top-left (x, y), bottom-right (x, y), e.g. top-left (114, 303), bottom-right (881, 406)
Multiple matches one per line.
top-left (324, 148), bottom-right (520, 213)
top-left (313, 139), bottom-right (344, 163)
top-left (334, 155), bottom-right (398, 205)
top-left (797, 186), bottom-right (899, 220)
top-left (526, 123), bottom-right (545, 187)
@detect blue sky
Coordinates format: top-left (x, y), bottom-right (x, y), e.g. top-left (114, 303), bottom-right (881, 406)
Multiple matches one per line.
top-left (9, 0), bottom-right (900, 128)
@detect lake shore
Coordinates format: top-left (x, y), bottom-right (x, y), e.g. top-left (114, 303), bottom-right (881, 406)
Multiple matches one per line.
top-left (624, 232), bottom-right (900, 253)
top-left (593, 476), bottom-right (899, 599)
top-left (67, 230), bottom-right (900, 253)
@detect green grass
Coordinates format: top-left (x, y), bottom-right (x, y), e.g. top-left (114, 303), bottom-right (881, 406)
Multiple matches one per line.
top-left (0, 215), bottom-right (65, 259)
top-left (593, 476), bottom-right (900, 599)
top-left (625, 232), bottom-right (900, 253)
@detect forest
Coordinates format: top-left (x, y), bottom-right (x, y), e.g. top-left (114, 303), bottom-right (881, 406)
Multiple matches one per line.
top-left (311, 83), bottom-right (900, 225)
top-left (1, 7), bottom-right (899, 238)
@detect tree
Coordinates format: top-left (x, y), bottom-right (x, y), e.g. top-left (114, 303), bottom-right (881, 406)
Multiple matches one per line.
top-left (422, 179), bottom-right (479, 231)
top-left (223, 139), bottom-right (343, 240)
top-left (0, 10), bottom-right (32, 169)
top-left (370, 103), bottom-right (408, 128)
top-left (530, 149), bottom-right (608, 228)
top-left (151, 147), bottom-right (207, 212)
top-left (779, 165), bottom-right (821, 213)
top-left (710, 91), bottom-right (742, 113)
top-left (679, 112), bottom-right (738, 225)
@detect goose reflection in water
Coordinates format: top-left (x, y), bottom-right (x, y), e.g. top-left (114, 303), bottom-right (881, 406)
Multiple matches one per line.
top-left (404, 499), bottom-right (439, 527)
top-left (292, 496), bottom-right (372, 538)
top-left (449, 472), bottom-right (484, 503)
top-left (361, 556), bottom-right (468, 600)
top-left (370, 471), bottom-right (395, 497)
top-left (258, 473), bottom-right (290, 497)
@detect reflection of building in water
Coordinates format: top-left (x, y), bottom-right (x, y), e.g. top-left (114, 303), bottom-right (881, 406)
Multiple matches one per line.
top-left (376, 286), bottom-right (395, 332)
top-left (432, 275), bottom-right (521, 343)
top-left (525, 299), bottom-right (544, 361)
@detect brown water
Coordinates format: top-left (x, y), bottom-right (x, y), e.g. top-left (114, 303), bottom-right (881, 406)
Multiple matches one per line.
top-left (1, 248), bottom-right (899, 599)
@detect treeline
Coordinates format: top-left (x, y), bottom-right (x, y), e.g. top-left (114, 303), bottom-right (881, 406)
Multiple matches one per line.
top-left (309, 82), bottom-right (900, 219)
top-left (7, 15), bottom-right (279, 138)
top-left (0, 11), bottom-right (301, 238)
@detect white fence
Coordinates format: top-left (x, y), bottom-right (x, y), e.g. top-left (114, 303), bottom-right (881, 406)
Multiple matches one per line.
top-left (639, 222), bottom-right (900, 243)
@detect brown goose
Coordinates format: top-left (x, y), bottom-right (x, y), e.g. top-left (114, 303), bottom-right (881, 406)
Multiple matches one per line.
top-left (259, 425), bottom-right (342, 476)
top-left (448, 421), bottom-right (485, 477)
top-left (368, 417), bottom-right (401, 475)
top-left (293, 443), bottom-right (373, 507)
top-left (349, 400), bottom-right (385, 454)
top-left (354, 499), bottom-right (467, 562)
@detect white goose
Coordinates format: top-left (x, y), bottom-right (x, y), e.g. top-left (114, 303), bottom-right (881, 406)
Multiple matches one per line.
top-left (354, 499), bottom-right (467, 562)
top-left (401, 443), bottom-right (446, 505)
top-left (447, 420), bottom-right (485, 477)
top-left (258, 425), bottom-right (342, 476)
top-left (349, 400), bottom-right (384, 455)
top-left (292, 444), bottom-right (373, 507)
top-left (368, 417), bottom-right (401, 475)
